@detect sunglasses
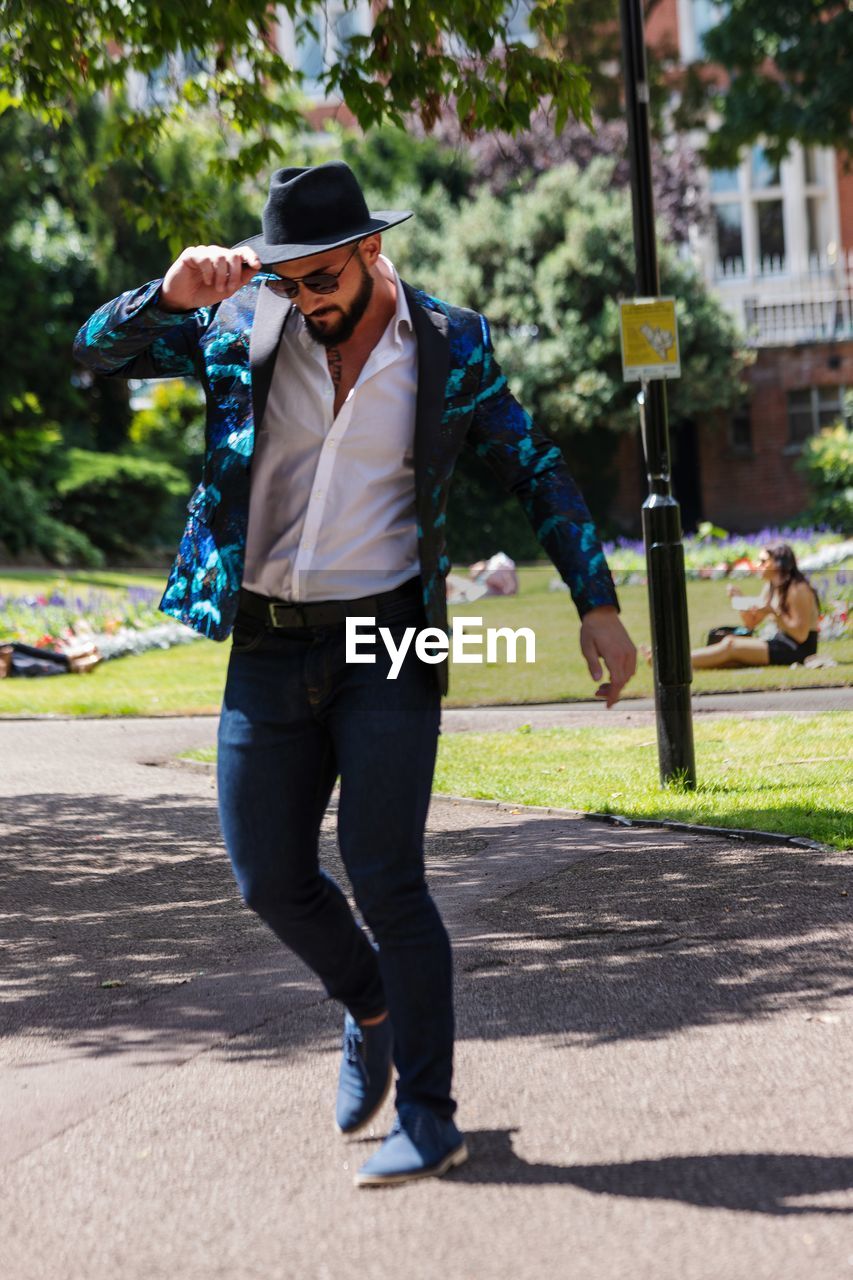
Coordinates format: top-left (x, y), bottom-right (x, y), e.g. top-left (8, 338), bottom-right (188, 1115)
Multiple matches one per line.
top-left (264, 243), bottom-right (360, 300)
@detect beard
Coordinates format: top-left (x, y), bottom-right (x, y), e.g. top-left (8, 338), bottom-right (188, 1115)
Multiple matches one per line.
top-left (303, 259), bottom-right (375, 348)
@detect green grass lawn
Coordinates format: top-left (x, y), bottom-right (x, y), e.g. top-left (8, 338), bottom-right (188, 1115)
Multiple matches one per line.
top-left (0, 567), bottom-right (168, 594)
top-left (1, 564), bottom-right (850, 717)
top-left (432, 713), bottom-right (853, 850)
top-left (184, 713), bottom-right (852, 850)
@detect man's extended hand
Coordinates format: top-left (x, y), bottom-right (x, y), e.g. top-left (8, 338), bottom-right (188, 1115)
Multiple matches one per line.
top-left (579, 605), bottom-right (637, 708)
top-left (160, 245), bottom-right (262, 313)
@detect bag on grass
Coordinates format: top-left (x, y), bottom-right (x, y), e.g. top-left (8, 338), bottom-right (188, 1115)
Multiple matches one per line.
top-left (1, 639), bottom-right (102, 677)
top-left (707, 625), bottom-right (754, 646)
top-left (6, 642), bottom-right (71, 677)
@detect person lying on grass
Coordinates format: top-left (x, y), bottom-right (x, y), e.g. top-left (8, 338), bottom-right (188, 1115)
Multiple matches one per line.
top-left (691, 543), bottom-right (821, 670)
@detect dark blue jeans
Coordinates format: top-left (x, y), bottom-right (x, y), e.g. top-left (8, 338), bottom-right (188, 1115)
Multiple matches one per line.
top-left (216, 583), bottom-right (455, 1118)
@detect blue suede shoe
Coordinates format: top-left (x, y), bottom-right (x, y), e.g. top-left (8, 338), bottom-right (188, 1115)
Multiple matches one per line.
top-left (335, 1012), bottom-right (394, 1135)
top-left (353, 1103), bottom-right (468, 1187)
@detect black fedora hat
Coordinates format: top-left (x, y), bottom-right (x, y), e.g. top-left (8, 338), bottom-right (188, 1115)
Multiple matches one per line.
top-left (234, 161), bottom-right (412, 266)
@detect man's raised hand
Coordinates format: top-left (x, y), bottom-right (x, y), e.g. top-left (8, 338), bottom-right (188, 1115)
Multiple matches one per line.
top-left (160, 245), bottom-right (262, 313)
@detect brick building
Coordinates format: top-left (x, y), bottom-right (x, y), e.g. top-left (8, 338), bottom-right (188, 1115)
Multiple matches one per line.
top-left (611, 0), bottom-right (853, 533)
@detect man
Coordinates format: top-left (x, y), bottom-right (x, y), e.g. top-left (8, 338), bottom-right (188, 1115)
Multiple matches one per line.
top-left (74, 161), bottom-right (636, 1187)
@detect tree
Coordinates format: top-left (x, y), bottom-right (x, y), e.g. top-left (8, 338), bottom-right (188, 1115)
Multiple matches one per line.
top-left (2, 0), bottom-right (594, 239)
top-left (548, 0), bottom-right (679, 129)
top-left (0, 101), bottom-right (263, 452)
top-left (56, 449), bottom-right (189, 557)
top-left (797, 413), bottom-right (853, 531)
top-left (128, 382), bottom-right (206, 482)
top-left (0, 100), bottom-right (264, 562)
top-left (693, 0), bottom-right (853, 166)
top-left (385, 161), bottom-right (747, 550)
top-left (407, 108), bottom-right (707, 244)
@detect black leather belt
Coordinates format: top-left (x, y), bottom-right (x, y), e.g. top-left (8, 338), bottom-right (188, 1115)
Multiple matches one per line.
top-left (237, 576), bottom-right (423, 629)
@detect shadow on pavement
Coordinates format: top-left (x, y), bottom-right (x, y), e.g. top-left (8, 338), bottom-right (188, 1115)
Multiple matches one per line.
top-left (1, 790), bottom-right (278, 1043)
top-left (453, 825), bottom-right (853, 1046)
top-left (454, 1131), bottom-right (853, 1214)
top-left (1, 791), bottom-right (851, 1057)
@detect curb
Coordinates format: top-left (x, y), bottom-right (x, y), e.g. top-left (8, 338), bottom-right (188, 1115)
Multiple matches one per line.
top-left (423, 792), bottom-right (838, 854)
top-left (581, 810), bottom-right (832, 852)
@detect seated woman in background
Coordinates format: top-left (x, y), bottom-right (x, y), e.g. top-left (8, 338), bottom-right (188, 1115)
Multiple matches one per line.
top-left (691, 543), bottom-right (821, 670)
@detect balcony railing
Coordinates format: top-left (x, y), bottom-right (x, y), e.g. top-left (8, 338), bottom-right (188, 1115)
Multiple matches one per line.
top-left (739, 252), bottom-right (853, 347)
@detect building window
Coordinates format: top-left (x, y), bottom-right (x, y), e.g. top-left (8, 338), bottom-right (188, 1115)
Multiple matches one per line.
top-left (691, 0), bottom-right (723, 57)
top-left (710, 144), bottom-right (791, 278)
top-left (755, 199), bottom-right (785, 267)
top-left (294, 1), bottom-right (369, 90)
top-left (803, 148), bottom-right (830, 263)
top-left (297, 24), bottom-right (325, 82)
top-left (708, 142), bottom-right (838, 281)
top-left (750, 146), bottom-right (785, 272)
top-left (710, 167), bottom-right (743, 275)
top-left (730, 401), bottom-right (753, 453)
top-left (787, 385), bottom-right (849, 446)
top-left (714, 204), bottom-right (743, 273)
top-left (750, 147), bottom-right (779, 190)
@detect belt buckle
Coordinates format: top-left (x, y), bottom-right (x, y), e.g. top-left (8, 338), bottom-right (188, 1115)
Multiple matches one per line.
top-left (268, 601), bottom-right (305, 628)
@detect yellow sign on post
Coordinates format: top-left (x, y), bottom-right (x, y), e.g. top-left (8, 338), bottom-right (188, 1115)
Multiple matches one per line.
top-left (619, 297), bottom-right (681, 381)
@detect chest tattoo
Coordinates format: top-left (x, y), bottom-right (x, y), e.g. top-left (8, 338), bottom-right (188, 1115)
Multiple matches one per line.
top-left (327, 347), bottom-right (343, 388)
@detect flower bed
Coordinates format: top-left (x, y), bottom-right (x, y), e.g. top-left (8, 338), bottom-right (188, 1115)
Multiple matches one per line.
top-left (0, 583), bottom-right (199, 659)
top-left (602, 526), bottom-right (850, 577)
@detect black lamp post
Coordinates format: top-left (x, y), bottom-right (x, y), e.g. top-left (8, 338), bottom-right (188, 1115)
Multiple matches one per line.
top-left (619, 0), bottom-right (696, 787)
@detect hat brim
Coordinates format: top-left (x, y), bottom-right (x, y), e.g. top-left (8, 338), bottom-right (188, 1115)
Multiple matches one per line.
top-left (232, 211), bottom-right (413, 267)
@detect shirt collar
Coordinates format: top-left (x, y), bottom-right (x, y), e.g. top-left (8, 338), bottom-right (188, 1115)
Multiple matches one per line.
top-left (290, 253), bottom-right (411, 350)
top-left (382, 254), bottom-right (413, 347)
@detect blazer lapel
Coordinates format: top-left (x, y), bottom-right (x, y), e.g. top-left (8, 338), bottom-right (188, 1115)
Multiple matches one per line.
top-left (404, 283), bottom-right (449, 498)
top-left (249, 280), bottom-right (449, 486)
top-left (249, 284), bottom-right (291, 433)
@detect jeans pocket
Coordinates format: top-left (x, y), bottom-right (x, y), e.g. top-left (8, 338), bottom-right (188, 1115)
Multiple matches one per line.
top-left (231, 616), bottom-right (268, 653)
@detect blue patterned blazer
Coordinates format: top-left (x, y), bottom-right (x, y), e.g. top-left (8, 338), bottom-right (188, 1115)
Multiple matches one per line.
top-left (74, 275), bottom-right (618, 693)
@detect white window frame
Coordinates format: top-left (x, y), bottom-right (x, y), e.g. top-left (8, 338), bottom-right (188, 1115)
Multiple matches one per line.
top-left (707, 143), bottom-right (839, 282)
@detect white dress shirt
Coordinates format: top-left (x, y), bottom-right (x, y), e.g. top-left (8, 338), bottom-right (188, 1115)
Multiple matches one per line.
top-left (241, 256), bottom-right (420, 601)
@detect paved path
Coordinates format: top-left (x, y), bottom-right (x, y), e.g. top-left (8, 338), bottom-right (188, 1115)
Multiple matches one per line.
top-left (1, 716), bottom-right (852, 1280)
top-left (441, 684), bottom-right (852, 732)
